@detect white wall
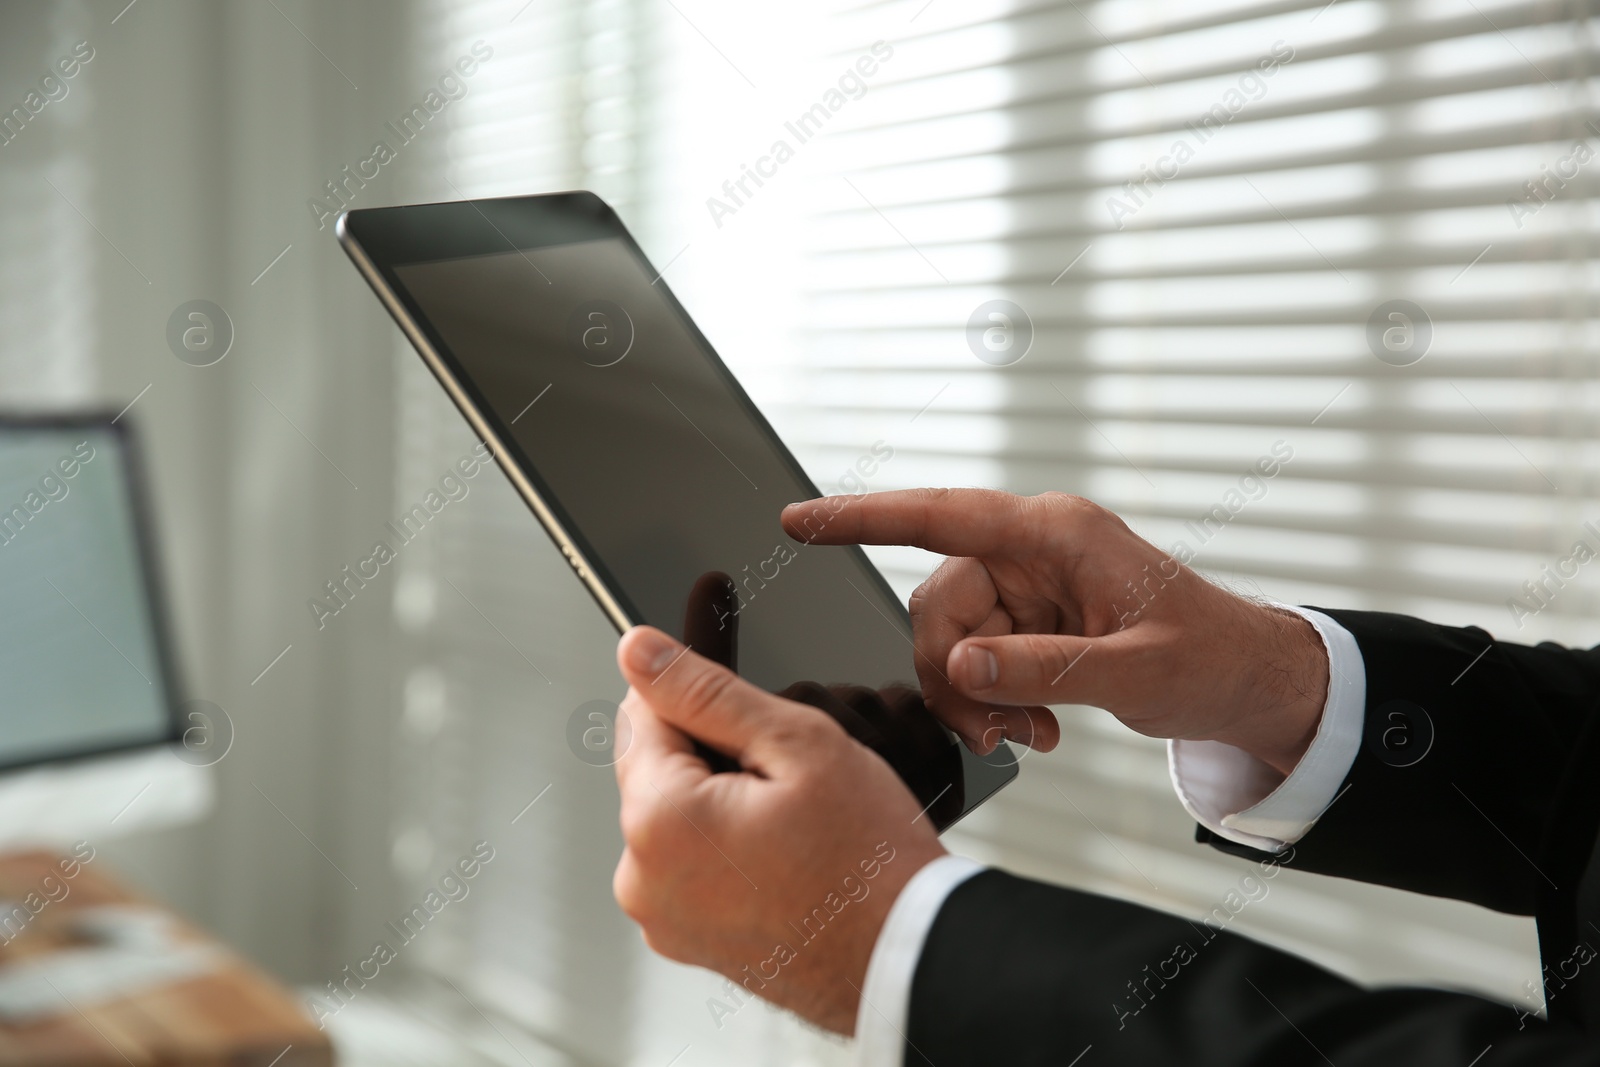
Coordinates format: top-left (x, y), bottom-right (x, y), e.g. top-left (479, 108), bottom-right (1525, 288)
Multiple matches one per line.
top-left (0, 0), bottom-right (424, 984)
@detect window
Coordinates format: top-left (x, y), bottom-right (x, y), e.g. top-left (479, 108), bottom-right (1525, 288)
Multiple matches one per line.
top-left (0, 2), bottom-right (95, 405)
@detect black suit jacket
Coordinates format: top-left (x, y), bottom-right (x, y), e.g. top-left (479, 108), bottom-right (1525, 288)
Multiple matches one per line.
top-left (905, 609), bottom-right (1600, 1064)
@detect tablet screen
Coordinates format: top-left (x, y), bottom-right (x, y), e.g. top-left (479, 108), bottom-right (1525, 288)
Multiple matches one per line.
top-left (398, 239), bottom-right (918, 700)
top-left (356, 198), bottom-right (1016, 828)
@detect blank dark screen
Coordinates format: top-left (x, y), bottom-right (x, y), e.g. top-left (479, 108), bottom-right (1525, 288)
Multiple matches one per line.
top-left (394, 240), bottom-right (913, 696)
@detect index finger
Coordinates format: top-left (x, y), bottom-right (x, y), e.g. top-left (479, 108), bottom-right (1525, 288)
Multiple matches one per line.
top-left (780, 487), bottom-right (1038, 557)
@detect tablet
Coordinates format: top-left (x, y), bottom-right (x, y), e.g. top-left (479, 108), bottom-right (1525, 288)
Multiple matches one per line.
top-left (337, 191), bottom-right (1015, 830)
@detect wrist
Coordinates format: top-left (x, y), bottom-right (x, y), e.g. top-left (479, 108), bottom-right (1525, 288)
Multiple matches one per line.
top-left (777, 839), bottom-right (947, 1035)
top-left (1218, 603), bottom-right (1329, 777)
top-left (836, 841), bottom-right (947, 1035)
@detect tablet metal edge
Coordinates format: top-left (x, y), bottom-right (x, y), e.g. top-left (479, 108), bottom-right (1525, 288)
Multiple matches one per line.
top-left (334, 212), bottom-right (635, 636)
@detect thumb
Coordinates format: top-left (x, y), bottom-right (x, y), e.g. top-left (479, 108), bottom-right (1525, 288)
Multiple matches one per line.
top-left (617, 626), bottom-right (798, 767)
top-left (949, 632), bottom-right (1112, 708)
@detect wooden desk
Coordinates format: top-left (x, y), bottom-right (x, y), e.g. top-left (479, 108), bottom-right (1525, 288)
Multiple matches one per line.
top-left (0, 851), bottom-right (333, 1067)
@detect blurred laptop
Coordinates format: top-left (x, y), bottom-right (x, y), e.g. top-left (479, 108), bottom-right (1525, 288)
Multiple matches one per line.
top-left (0, 415), bottom-right (207, 845)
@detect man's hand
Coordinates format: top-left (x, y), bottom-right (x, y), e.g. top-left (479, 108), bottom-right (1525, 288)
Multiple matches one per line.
top-left (612, 626), bottom-right (947, 1034)
top-left (781, 488), bottom-right (1328, 776)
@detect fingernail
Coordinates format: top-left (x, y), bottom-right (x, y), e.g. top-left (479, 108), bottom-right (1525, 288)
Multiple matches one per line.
top-left (962, 645), bottom-right (998, 690)
top-left (627, 628), bottom-right (680, 674)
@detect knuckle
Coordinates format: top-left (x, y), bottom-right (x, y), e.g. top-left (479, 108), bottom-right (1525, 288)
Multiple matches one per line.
top-left (796, 707), bottom-right (846, 747)
top-left (674, 665), bottom-right (739, 733)
top-left (910, 558), bottom-right (960, 617)
top-left (772, 710), bottom-right (845, 767)
top-left (617, 794), bottom-right (651, 848)
top-left (679, 663), bottom-right (736, 714)
top-left (612, 856), bottom-right (650, 924)
top-left (911, 487), bottom-right (954, 546)
top-left (1034, 489), bottom-right (1091, 514)
top-left (618, 786), bottom-right (679, 858)
top-left (1039, 638), bottom-right (1076, 679)
top-left (1034, 491), bottom-right (1126, 533)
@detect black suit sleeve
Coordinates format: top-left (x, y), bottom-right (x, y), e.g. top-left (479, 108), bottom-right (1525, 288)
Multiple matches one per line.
top-left (904, 610), bottom-right (1600, 1063)
top-left (1197, 609), bottom-right (1600, 916)
top-left (906, 869), bottom-right (1597, 1067)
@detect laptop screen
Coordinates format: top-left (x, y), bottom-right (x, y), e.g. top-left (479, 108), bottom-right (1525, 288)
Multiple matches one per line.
top-left (0, 420), bottom-right (177, 768)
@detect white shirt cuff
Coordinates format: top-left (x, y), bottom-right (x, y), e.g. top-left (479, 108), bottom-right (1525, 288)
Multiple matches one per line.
top-left (853, 854), bottom-right (985, 1067)
top-left (1169, 606), bottom-right (1365, 853)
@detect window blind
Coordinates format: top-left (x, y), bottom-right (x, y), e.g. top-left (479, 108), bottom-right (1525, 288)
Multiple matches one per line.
top-left (392, 0), bottom-right (1600, 1058)
top-left (0, 0), bottom-right (96, 405)
top-left (792, 0), bottom-right (1577, 1015)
